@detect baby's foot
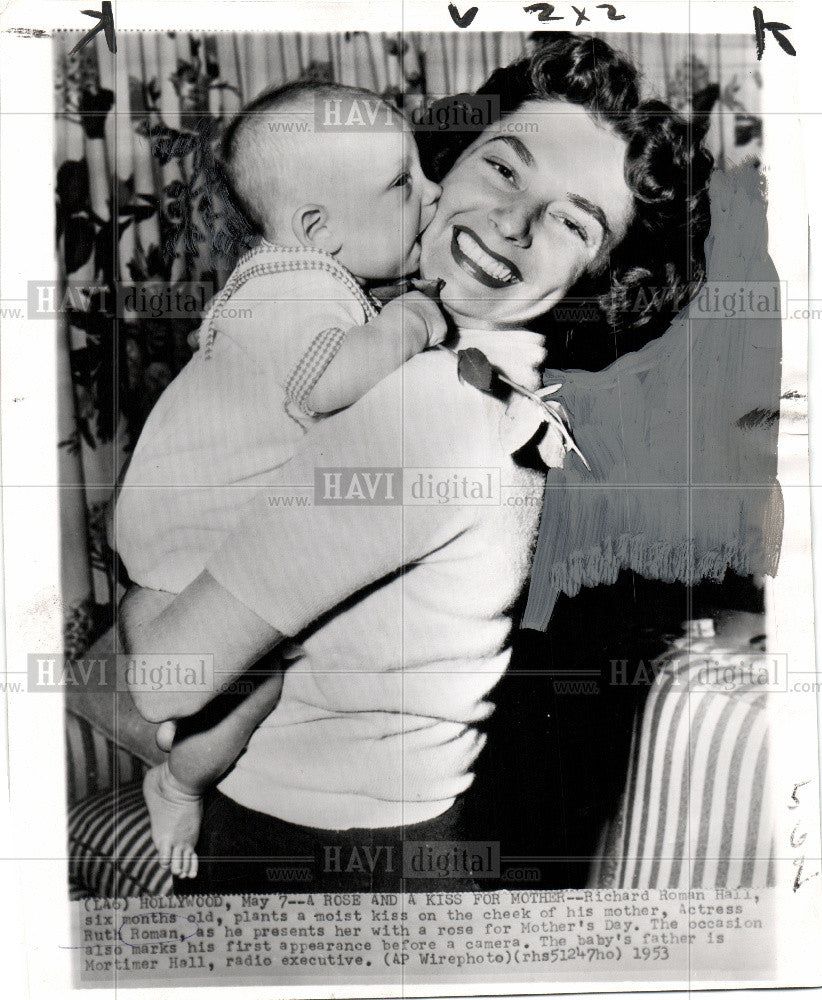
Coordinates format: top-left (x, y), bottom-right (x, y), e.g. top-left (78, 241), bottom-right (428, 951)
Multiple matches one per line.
top-left (143, 762), bottom-right (202, 879)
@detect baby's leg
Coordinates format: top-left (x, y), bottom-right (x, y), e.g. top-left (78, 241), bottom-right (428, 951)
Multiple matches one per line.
top-left (144, 670), bottom-right (284, 878)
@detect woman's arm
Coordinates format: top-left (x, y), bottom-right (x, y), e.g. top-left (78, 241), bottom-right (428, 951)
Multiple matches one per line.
top-left (120, 571), bottom-right (283, 723)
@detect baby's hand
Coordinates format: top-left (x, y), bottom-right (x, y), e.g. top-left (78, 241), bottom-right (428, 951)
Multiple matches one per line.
top-left (155, 720), bottom-right (177, 753)
top-left (382, 290), bottom-right (448, 352)
top-left (187, 326), bottom-right (201, 352)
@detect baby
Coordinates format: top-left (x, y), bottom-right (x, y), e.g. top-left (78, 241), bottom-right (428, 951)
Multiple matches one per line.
top-left (114, 80), bottom-right (445, 878)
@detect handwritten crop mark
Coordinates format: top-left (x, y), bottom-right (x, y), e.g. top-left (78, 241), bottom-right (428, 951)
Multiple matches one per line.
top-left (448, 4), bottom-right (479, 28)
top-left (753, 6), bottom-right (795, 60)
top-left (69, 2), bottom-right (116, 56)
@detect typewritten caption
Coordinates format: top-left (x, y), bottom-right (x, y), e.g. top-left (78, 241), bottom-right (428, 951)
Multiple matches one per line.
top-left (74, 887), bottom-right (776, 986)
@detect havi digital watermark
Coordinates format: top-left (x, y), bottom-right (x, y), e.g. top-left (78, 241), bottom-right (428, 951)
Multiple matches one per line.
top-left (314, 467), bottom-right (501, 506)
top-left (26, 654), bottom-right (214, 693)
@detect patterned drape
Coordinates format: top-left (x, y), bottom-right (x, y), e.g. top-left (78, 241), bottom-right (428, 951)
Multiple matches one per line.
top-left (54, 31), bottom-right (762, 654)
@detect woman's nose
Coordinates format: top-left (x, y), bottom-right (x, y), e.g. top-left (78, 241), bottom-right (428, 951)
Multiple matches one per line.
top-left (488, 204), bottom-right (533, 247)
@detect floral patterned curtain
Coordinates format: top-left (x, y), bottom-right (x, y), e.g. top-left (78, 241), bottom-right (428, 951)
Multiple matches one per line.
top-left (54, 30), bottom-right (762, 655)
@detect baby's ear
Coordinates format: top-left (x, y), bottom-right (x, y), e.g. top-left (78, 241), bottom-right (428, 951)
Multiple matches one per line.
top-left (292, 204), bottom-right (341, 254)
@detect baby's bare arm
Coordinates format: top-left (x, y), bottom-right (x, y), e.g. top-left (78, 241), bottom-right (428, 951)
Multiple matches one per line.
top-left (117, 585), bottom-right (177, 635)
top-left (126, 583), bottom-right (285, 877)
top-left (306, 291), bottom-right (447, 414)
top-left (120, 574), bottom-right (284, 723)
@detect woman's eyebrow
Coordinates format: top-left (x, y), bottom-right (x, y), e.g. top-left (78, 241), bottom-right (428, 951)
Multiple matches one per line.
top-left (485, 134), bottom-right (535, 168)
top-left (566, 193), bottom-right (611, 238)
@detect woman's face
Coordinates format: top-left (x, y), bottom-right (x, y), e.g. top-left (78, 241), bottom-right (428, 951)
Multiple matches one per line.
top-left (420, 99), bottom-right (635, 329)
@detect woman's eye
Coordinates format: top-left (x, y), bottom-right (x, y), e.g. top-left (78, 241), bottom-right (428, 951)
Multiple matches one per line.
top-left (484, 158), bottom-right (517, 185)
top-left (558, 216), bottom-right (588, 244)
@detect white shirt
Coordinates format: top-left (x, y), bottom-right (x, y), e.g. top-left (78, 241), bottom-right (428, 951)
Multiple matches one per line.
top-left (206, 327), bottom-right (550, 829)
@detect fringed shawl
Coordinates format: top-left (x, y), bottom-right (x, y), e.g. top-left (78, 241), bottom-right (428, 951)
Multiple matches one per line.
top-left (522, 165), bottom-right (784, 630)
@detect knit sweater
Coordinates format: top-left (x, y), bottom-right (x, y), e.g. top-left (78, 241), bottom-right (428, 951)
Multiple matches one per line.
top-left (207, 328), bottom-right (549, 829)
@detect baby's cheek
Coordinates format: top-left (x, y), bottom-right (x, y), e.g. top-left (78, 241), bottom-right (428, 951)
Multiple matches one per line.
top-left (402, 198), bottom-right (422, 233)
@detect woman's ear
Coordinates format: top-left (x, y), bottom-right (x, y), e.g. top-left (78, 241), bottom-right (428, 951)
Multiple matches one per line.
top-left (292, 204), bottom-right (341, 254)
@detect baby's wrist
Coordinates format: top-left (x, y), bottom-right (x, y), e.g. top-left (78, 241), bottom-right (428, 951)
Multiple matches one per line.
top-left (404, 317), bottom-right (431, 356)
top-left (424, 319), bottom-right (447, 349)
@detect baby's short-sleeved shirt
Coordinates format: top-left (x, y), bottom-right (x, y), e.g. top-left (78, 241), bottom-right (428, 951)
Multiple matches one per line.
top-left (114, 242), bottom-right (378, 593)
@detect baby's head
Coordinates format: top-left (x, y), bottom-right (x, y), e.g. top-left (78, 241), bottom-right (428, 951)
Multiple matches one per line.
top-left (220, 81), bottom-right (440, 281)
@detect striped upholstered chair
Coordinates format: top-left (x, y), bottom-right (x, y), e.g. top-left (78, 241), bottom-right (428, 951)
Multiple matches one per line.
top-left (589, 616), bottom-right (776, 889)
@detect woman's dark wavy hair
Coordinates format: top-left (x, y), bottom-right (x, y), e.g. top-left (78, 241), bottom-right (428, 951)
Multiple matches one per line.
top-left (415, 33), bottom-right (714, 370)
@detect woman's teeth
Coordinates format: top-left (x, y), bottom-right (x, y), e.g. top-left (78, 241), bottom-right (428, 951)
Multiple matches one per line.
top-left (456, 230), bottom-right (516, 284)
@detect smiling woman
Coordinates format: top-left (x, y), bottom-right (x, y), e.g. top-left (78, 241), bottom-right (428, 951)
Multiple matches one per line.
top-left (417, 36), bottom-right (714, 365)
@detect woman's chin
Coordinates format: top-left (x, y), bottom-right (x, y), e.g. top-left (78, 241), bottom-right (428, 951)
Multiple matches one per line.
top-left (440, 289), bottom-right (496, 328)
top-left (437, 277), bottom-right (508, 325)
top-left (420, 256), bottom-right (523, 326)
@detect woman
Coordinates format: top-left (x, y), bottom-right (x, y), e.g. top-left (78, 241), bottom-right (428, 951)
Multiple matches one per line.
top-left (121, 33), bottom-right (713, 893)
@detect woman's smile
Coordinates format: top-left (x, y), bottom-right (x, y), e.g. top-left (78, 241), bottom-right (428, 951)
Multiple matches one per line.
top-left (450, 225), bottom-right (521, 289)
